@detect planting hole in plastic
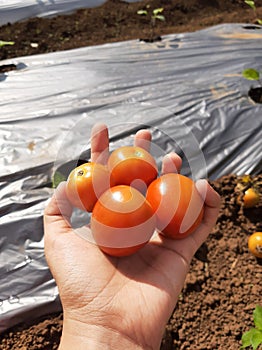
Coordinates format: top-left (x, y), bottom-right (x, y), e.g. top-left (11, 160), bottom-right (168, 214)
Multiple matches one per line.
top-left (248, 87), bottom-right (262, 104)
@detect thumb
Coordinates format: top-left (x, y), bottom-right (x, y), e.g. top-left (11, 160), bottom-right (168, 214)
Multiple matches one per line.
top-left (195, 179), bottom-right (221, 229)
top-left (191, 179), bottom-right (221, 248)
top-left (44, 181), bottom-right (73, 234)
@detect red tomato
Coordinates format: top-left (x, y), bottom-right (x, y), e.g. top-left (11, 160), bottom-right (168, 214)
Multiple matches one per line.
top-left (248, 232), bottom-right (262, 259)
top-left (146, 173), bottom-right (204, 239)
top-left (91, 185), bottom-right (156, 257)
top-left (66, 162), bottom-right (114, 212)
top-left (107, 146), bottom-right (158, 193)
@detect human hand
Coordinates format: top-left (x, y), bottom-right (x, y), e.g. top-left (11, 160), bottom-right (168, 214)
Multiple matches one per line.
top-left (44, 123), bottom-right (221, 350)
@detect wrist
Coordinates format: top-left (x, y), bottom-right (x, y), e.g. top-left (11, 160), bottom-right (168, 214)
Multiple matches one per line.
top-left (59, 317), bottom-right (146, 350)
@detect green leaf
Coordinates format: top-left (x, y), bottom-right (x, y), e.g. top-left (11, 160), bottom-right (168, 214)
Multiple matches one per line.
top-left (155, 15), bottom-right (165, 22)
top-left (137, 10), bottom-right (148, 16)
top-left (153, 8), bottom-right (164, 16)
top-left (250, 329), bottom-right (262, 349)
top-left (52, 170), bottom-right (66, 188)
top-left (242, 68), bottom-right (260, 81)
top-left (241, 328), bottom-right (255, 348)
top-left (253, 332), bottom-right (262, 349)
top-left (245, 0), bottom-right (256, 10)
top-left (257, 18), bottom-right (262, 25)
top-left (0, 40), bottom-right (15, 47)
top-left (241, 328), bottom-right (262, 349)
top-left (254, 305), bottom-right (262, 331)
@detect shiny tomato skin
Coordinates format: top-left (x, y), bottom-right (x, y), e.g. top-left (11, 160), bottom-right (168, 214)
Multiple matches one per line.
top-left (146, 173), bottom-right (204, 239)
top-left (243, 188), bottom-right (260, 208)
top-left (97, 243), bottom-right (147, 258)
top-left (248, 232), bottom-right (262, 258)
top-left (107, 146), bottom-right (158, 192)
top-left (91, 185), bottom-right (156, 257)
top-left (66, 162), bottom-right (114, 212)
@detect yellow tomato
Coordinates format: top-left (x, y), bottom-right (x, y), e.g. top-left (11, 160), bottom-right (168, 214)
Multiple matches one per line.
top-left (248, 232), bottom-right (262, 259)
top-left (243, 188), bottom-right (260, 208)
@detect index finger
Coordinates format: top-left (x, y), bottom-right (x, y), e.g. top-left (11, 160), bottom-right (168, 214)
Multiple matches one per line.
top-left (134, 129), bottom-right (152, 152)
top-left (91, 123), bottom-right (109, 165)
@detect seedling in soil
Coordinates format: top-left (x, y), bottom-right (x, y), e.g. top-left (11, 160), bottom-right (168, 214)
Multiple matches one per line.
top-left (242, 68), bottom-right (262, 103)
top-left (0, 41), bottom-right (16, 74)
top-left (137, 6), bottom-right (165, 42)
top-left (0, 40), bottom-right (15, 47)
top-left (241, 305), bottom-right (262, 349)
top-left (244, 1), bottom-right (262, 25)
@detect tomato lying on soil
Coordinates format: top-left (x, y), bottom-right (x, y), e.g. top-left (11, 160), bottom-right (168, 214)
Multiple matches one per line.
top-left (146, 173), bottom-right (204, 239)
top-left (248, 232), bottom-right (262, 259)
top-left (243, 188), bottom-right (260, 208)
top-left (91, 185), bottom-right (156, 257)
top-left (66, 162), bottom-right (114, 212)
top-left (107, 146), bottom-right (158, 193)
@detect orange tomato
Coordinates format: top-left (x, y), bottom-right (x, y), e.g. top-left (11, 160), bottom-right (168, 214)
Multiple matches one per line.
top-left (146, 173), bottom-right (204, 239)
top-left (248, 232), bottom-right (262, 258)
top-left (107, 146), bottom-right (158, 193)
top-left (91, 185), bottom-right (156, 257)
top-left (243, 188), bottom-right (260, 208)
top-left (66, 162), bottom-right (114, 212)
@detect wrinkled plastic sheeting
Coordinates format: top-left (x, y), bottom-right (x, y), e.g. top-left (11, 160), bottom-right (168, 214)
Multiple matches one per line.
top-left (0, 0), bottom-right (140, 26)
top-left (0, 23), bottom-right (262, 332)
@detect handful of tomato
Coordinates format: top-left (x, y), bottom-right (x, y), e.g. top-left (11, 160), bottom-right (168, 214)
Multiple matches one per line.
top-left (66, 145), bottom-right (204, 257)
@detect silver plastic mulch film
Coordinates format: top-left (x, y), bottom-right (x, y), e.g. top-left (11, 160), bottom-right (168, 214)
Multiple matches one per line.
top-left (0, 23), bottom-right (261, 332)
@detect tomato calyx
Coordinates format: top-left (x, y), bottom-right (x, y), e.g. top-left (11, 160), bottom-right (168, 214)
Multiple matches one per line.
top-left (77, 170), bottom-right (84, 176)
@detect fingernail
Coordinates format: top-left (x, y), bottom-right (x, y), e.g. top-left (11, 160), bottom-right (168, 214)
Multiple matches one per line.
top-left (195, 179), bottom-right (208, 199)
top-left (195, 178), bottom-right (208, 186)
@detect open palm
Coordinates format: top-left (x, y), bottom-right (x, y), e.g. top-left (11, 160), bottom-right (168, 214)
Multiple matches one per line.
top-left (44, 123), bottom-right (220, 350)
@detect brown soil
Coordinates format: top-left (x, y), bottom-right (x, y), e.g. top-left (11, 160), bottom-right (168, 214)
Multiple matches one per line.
top-left (0, 0), bottom-right (262, 61)
top-left (0, 1), bottom-right (262, 349)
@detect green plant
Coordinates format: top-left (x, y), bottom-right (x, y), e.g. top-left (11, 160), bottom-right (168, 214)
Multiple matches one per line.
top-left (137, 6), bottom-right (165, 40)
top-left (52, 170), bottom-right (66, 188)
top-left (0, 40), bottom-right (15, 47)
top-left (244, 0), bottom-right (262, 25)
top-left (137, 6), bottom-right (165, 26)
top-left (241, 305), bottom-right (262, 350)
top-left (242, 68), bottom-right (262, 86)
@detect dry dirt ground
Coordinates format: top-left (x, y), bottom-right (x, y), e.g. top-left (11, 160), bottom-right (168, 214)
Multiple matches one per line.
top-left (0, 1), bottom-right (262, 349)
top-left (0, 0), bottom-right (262, 61)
